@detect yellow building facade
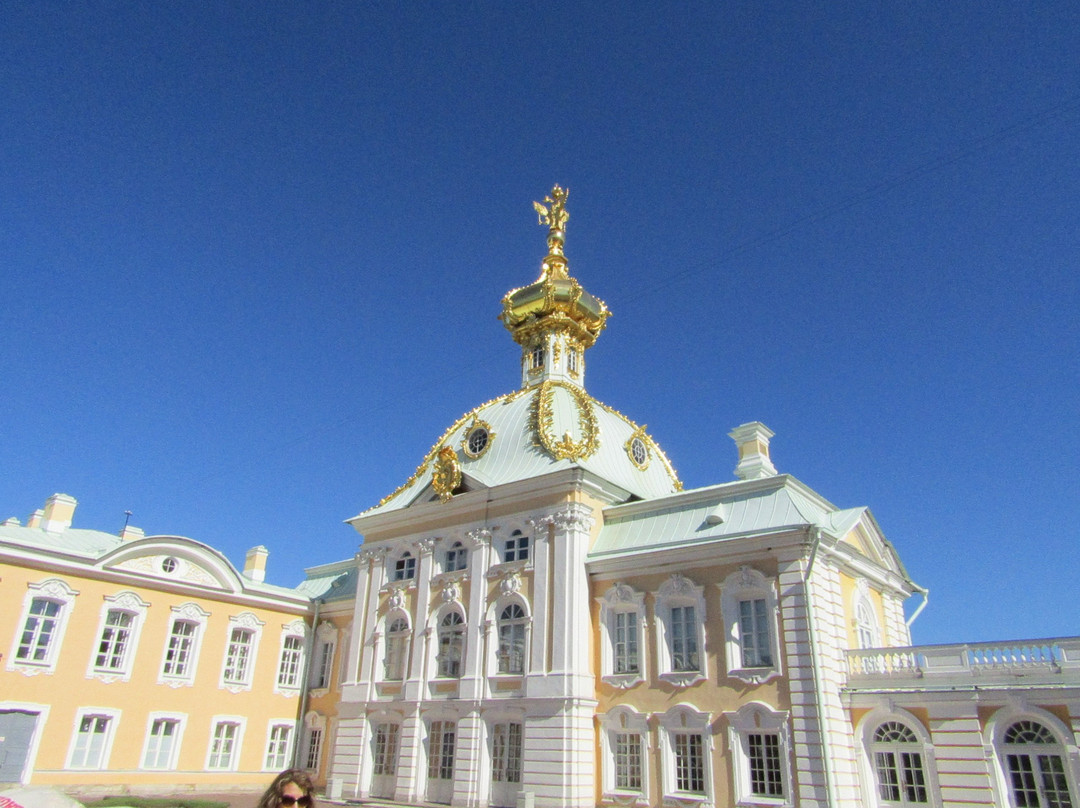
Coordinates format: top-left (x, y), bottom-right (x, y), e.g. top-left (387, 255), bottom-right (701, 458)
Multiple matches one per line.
top-left (0, 494), bottom-right (311, 793)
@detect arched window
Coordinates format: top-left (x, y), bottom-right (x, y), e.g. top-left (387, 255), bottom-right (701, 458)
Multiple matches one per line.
top-left (444, 541), bottom-right (468, 573)
top-left (497, 604), bottom-right (528, 674)
top-left (384, 617), bottom-right (410, 681)
top-left (871, 721), bottom-right (929, 805)
top-left (856, 599), bottom-right (880, 649)
top-left (436, 612), bottom-right (465, 678)
top-left (1000, 720), bottom-right (1074, 808)
top-left (394, 551), bottom-right (416, 581)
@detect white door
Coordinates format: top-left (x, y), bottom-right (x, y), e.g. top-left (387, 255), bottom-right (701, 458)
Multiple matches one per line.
top-left (490, 722), bottom-right (523, 808)
top-left (426, 721), bottom-right (456, 805)
top-left (0, 711), bottom-right (38, 784)
top-left (370, 723), bottom-right (399, 800)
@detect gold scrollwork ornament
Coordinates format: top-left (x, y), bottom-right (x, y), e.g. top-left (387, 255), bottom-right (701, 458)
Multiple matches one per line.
top-left (432, 445), bottom-right (462, 503)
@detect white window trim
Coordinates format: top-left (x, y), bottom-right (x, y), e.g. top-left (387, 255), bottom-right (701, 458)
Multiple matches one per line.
top-left (657, 703), bottom-right (714, 806)
top-left (303, 711), bottom-right (328, 773)
top-left (274, 619), bottom-right (308, 694)
top-left (597, 583), bottom-right (647, 689)
top-left (719, 567), bottom-right (782, 684)
top-left (8, 579), bottom-right (79, 674)
top-left (309, 620), bottom-right (338, 692)
top-left (983, 704), bottom-right (1080, 808)
top-left (263, 719), bottom-right (297, 772)
top-left (855, 706), bottom-right (942, 808)
top-left (379, 609), bottom-right (412, 683)
top-left (219, 612), bottom-right (265, 692)
top-left (598, 705), bottom-right (651, 806)
top-left (158, 602), bottom-right (210, 687)
top-left (487, 595), bottom-right (531, 679)
top-left (141, 711), bottom-right (187, 771)
top-left (853, 579), bottom-right (882, 649)
top-left (432, 604), bottom-right (467, 680)
top-left (654, 574), bottom-right (707, 686)
top-left (725, 701), bottom-right (793, 808)
top-left (66, 706), bottom-right (121, 770)
top-left (391, 549), bottom-right (418, 582)
top-left (206, 715), bottom-right (247, 771)
top-left (87, 591), bottom-right (150, 682)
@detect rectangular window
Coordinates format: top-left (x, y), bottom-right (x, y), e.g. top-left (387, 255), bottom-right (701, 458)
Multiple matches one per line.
top-left (265, 725), bottom-right (292, 771)
top-left (738, 598), bottom-right (773, 668)
top-left (674, 733), bottom-right (705, 794)
top-left (670, 606), bottom-right (699, 672)
top-left (614, 732), bottom-right (643, 791)
top-left (614, 612), bottom-right (639, 674)
top-left (428, 721), bottom-right (456, 781)
top-left (208, 722), bottom-right (240, 770)
top-left (373, 724), bottom-right (400, 776)
top-left (277, 636), bottom-right (304, 688)
top-left (16, 598), bottom-right (61, 663)
top-left (163, 620), bottom-right (197, 678)
top-left (95, 609), bottom-right (134, 671)
top-left (311, 641), bottom-right (334, 688)
top-left (748, 732), bottom-right (784, 797)
top-left (305, 727), bottom-right (323, 771)
top-left (143, 718), bottom-right (180, 769)
top-left (492, 723), bottom-right (522, 784)
top-left (503, 534), bottom-right (529, 563)
top-left (71, 715), bottom-right (111, 769)
top-left (223, 628), bottom-right (254, 684)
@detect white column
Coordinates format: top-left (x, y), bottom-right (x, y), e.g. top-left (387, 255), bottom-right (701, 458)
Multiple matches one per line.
top-left (357, 547), bottom-right (387, 701)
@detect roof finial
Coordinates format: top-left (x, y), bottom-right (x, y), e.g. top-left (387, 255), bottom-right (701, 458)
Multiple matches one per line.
top-left (533, 185), bottom-right (570, 279)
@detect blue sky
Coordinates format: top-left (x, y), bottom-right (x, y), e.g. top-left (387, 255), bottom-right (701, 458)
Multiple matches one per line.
top-left (2, 2), bottom-right (1077, 645)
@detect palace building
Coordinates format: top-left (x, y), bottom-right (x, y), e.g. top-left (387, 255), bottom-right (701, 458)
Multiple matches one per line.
top-left (3, 187), bottom-right (1078, 807)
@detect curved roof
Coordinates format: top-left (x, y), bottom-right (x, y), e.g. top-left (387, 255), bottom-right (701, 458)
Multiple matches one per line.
top-left (358, 380), bottom-right (681, 517)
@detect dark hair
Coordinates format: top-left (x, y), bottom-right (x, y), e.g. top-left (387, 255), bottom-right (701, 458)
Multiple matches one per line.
top-left (257, 768), bottom-right (316, 808)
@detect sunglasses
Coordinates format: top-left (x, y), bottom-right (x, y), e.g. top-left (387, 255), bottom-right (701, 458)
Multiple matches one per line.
top-left (280, 797), bottom-right (311, 807)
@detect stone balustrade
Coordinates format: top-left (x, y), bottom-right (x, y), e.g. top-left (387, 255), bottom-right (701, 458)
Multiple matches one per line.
top-left (845, 637), bottom-right (1080, 686)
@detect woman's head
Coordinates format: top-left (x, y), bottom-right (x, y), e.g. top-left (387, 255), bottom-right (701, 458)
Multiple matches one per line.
top-left (258, 769), bottom-right (315, 808)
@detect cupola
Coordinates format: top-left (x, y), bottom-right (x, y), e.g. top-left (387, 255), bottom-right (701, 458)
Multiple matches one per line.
top-left (500, 185), bottom-right (610, 389)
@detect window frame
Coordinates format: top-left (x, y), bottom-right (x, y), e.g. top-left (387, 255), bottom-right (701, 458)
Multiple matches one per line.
top-left (206, 716), bottom-right (246, 771)
top-left (264, 721), bottom-right (295, 772)
top-left (393, 551), bottom-right (417, 582)
top-left (141, 712), bottom-right (186, 771)
top-left (219, 612), bottom-right (264, 691)
top-left (444, 540), bottom-right (469, 573)
top-left (275, 621), bottom-right (308, 692)
top-left (658, 704), bottom-right (713, 805)
top-left (9, 579), bottom-right (78, 674)
top-left (66, 708), bottom-right (120, 770)
top-left (383, 613), bottom-right (412, 682)
top-left (159, 603), bottom-right (210, 686)
top-left (502, 529), bottom-right (530, 564)
top-left (372, 721), bottom-right (401, 777)
top-left (598, 583), bottom-right (647, 688)
top-left (490, 721), bottom-right (524, 785)
top-left (310, 621), bottom-right (338, 690)
top-left (599, 706), bottom-right (650, 804)
top-left (435, 609), bottom-right (466, 679)
top-left (89, 591), bottom-right (149, 681)
top-left (725, 702), bottom-right (792, 808)
top-left (856, 708), bottom-right (942, 808)
top-left (654, 574), bottom-right (707, 686)
top-left (986, 707), bottom-right (1079, 808)
top-left (495, 601), bottom-right (529, 676)
top-left (720, 566), bottom-right (782, 684)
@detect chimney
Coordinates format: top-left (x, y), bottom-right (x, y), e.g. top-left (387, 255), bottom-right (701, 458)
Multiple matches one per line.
top-left (729, 422), bottom-right (778, 480)
top-left (3, 517), bottom-right (21, 526)
top-left (41, 493), bottom-right (78, 533)
top-left (243, 545), bottom-right (269, 583)
top-left (119, 525), bottom-right (145, 541)
top-left (27, 509), bottom-right (44, 528)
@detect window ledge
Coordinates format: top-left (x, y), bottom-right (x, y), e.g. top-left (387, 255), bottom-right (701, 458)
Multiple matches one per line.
top-left (221, 681), bottom-right (253, 694)
top-left (661, 793), bottom-right (711, 808)
top-left (601, 791), bottom-right (650, 807)
top-left (9, 661), bottom-right (53, 676)
top-left (88, 670), bottom-right (130, 684)
top-left (486, 559), bottom-right (532, 578)
top-left (659, 670), bottom-right (705, 687)
top-left (726, 666), bottom-right (782, 685)
top-left (602, 672), bottom-right (644, 689)
top-left (735, 797), bottom-right (790, 808)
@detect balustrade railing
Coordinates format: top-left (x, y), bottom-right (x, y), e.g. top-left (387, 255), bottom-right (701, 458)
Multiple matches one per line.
top-left (846, 637), bottom-right (1080, 680)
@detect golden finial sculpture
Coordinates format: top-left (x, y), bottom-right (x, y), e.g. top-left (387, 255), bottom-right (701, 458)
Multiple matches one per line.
top-left (533, 185), bottom-right (569, 260)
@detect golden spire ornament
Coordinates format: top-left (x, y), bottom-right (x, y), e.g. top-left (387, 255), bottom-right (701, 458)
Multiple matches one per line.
top-left (533, 185), bottom-right (570, 280)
